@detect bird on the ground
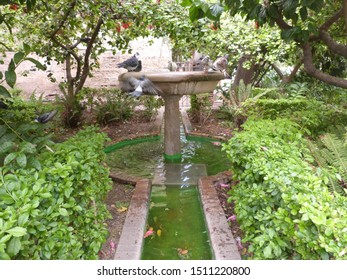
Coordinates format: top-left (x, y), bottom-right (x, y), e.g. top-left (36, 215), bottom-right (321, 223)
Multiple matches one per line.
top-left (1, 98), bottom-right (57, 124)
top-left (212, 54), bottom-right (231, 78)
top-left (120, 75), bottom-right (162, 98)
top-left (128, 60), bottom-right (142, 72)
top-left (35, 110), bottom-right (57, 124)
top-left (116, 52), bottom-right (140, 71)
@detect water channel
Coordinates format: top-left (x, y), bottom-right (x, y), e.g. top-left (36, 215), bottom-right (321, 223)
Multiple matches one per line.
top-left (105, 127), bottom-right (230, 259)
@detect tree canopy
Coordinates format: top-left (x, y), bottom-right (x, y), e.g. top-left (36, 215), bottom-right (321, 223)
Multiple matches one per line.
top-left (185, 0), bottom-right (347, 89)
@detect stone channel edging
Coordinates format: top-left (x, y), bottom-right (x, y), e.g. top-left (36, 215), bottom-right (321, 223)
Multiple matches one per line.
top-left (198, 173), bottom-right (241, 260)
top-left (113, 179), bottom-right (151, 260)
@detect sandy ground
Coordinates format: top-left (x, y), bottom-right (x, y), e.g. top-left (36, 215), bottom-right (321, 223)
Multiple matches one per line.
top-left (0, 37), bottom-right (172, 100)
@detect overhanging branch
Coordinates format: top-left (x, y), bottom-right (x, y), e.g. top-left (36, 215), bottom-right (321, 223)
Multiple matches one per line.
top-left (303, 43), bottom-right (347, 89)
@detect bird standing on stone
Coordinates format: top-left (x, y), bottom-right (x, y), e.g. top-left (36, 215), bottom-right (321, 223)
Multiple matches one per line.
top-left (128, 60), bottom-right (142, 72)
top-left (212, 54), bottom-right (231, 78)
top-left (117, 52), bottom-right (140, 71)
top-left (120, 75), bottom-right (162, 98)
top-left (192, 50), bottom-right (211, 71)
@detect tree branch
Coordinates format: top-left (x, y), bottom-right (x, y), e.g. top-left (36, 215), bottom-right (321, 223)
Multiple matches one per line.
top-left (303, 43), bottom-right (347, 89)
top-left (75, 16), bottom-right (104, 93)
top-left (318, 7), bottom-right (347, 58)
top-left (49, 1), bottom-right (77, 39)
top-left (343, 0), bottom-right (347, 34)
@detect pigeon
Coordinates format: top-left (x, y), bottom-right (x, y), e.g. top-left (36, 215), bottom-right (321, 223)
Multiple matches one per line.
top-left (35, 110), bottom-right (57, 124)
top-left (116, 52), bottom-right (140, 71)
top-left (167, 61), bottom-right (177, 72)
top-left (212, 54), bottom-right (231, 78)
top-left (120, 75), bottom-right (162, 98)
top-left (128, 60), bottom-right (142, 72)
top-left (191, 50), bottom-right (211, 71)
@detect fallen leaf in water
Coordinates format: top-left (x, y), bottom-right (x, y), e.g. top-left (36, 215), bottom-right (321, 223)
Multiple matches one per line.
top-left (212, 141), bottom-right (221, 146)
top-left (177, 248), bottom-right (188, 255)
top-left (144, 228), bottom-right (154, 238)
top-left (157, 229), bottom-right (162, 237)
top-left (117, 206), bottom-right (128, 213)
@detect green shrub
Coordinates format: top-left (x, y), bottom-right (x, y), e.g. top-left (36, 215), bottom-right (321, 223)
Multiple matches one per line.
top-left (94, 88), bottom-right (136, 125)
top-left (189, 93), bottom-right (212, 124)
top-left (141, 96), bottom-right (163, 121)
top-left (0, 127), bottom-right (112, 259)
top-left (237, 98), bottom-right (347, 136)
top-left (223, 118), bottom-right (347, 259)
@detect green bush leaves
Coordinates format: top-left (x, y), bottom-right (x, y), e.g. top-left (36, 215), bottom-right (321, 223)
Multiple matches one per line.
top-left (0, 127), bottom-right (112, 259)
top-left (223, 118), bottom-right (347, 259)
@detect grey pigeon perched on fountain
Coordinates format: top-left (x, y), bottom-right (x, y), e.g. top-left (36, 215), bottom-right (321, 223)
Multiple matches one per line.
top-left (192, 50), bottom-right (211, 71)
top-left (129, 60), bottom-right (142, 72)
top-left (212, 54), bottom-right (231, 78)
top-left (120, 75), bottom-right (162, 98)
top-left (117, 52), bottom-right (140, 71)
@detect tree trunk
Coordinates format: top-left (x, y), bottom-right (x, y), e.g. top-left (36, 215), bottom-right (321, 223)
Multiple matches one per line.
top-left (233, 55), bottom-right (258, 87)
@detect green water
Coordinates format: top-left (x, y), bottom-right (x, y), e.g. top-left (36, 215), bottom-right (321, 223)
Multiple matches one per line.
top-left (105, 128), bottom-right (230, 260)
top-left (141, 185), bottom-right (212, 260)
top-left (105, 130), bottom-right (230, 177)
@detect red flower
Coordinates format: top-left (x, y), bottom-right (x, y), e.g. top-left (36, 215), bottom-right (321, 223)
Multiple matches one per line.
top-left (9, 4), bottom-right (20, 11)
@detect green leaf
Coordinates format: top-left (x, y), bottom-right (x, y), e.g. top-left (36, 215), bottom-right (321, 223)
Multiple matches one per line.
top-left (189, 6), bottom-right (204, 21)
top-left (59, 208), bottom-right (69, 216)
top-left (27, 0), bottom-right (37, 11)
top-left (16, 153), bottom-right (27, 168)
top-left (0, 71), bottom-right (3, 80)
top-left (0, 193), bottom-right (14, 205)
top-left (209, 3), bottom-right (224, 18)
top-left (0, 234), bottom-right (12, 244)
top-left (14, 52), bottom-right (25, 65)
top-left (263, 245), bottom-right (272, 258)
top-left (181, 0), bottom-right (192, 7)
top-left (5, 70), bottom-right (16, 88)
top-left (21, 142), bottom-right (36, 154)
top-left (0, 141), bottom-right (15, 155)
top-left (0, 85), bottom-right (11, 98)
top-left (0, 252), bottom-right (11, 260)
top-left (6, 227), bottom-right (27, 237)
top-left (7, 237), bottom-right (21, 257)
top-left (4, 153), bottom-right (16, 165)
top-left (8, 59), bottom-right (15, 71)
top-left (25, 58), bottom-right (47, 71)
top-left (18, 214), bottom-right (29, 227)
top-left (299, 7), bottom-right (308, 21)
top-left (23, 43), bottom-right (31, 55)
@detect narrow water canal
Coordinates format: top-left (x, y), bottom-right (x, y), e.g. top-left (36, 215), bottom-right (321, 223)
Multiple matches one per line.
top-left (105, 127), bottom-right (230, 259)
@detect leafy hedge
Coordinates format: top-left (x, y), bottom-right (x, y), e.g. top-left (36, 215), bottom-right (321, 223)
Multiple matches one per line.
top-left (223, 118), bottom-right (347, 259)
top-left (0, 127), bottom-right (112, 259)
top-left (237, 98), bottom-right (347, 136)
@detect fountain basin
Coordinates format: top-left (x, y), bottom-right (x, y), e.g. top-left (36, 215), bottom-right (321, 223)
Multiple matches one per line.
top-left (118, 71), bottom-right (224, 159)
top-left (118, 71), bottom-right (224, 97)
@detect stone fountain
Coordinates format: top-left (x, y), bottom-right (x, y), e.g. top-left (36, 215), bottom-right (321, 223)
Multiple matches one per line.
top-left (118, 71), bottom-right (224, 160)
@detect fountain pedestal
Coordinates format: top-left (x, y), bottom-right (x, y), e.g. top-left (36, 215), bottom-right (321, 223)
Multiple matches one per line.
top-left (119, 71), bottom-right (224, 160)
